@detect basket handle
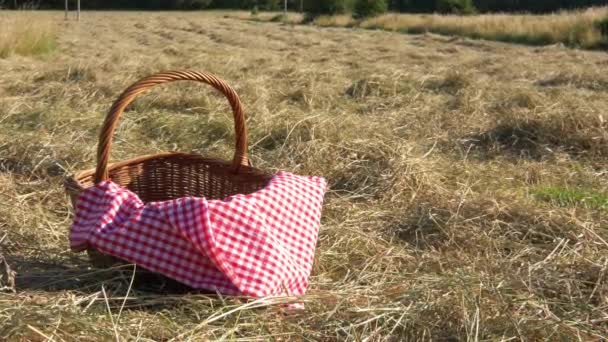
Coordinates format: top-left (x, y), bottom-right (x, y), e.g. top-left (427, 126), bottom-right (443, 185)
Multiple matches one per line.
top-left (94, 70), bottom-right (249, 184)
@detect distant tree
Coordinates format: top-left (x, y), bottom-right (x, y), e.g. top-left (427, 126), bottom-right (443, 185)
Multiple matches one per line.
top-left (20, 0), bottom-right (608, 12)
top-left (303, 0), bottom-right (350, 16)
top-left (436, 0), bottom-right (476, 14)
top-left (262, 0), bottom-right (280, 10)
top-left (406, 0), bottom-right (437, 12)
top-left (353, 0), bottom-right (387, 18)
top-left (177, 0), bottom-right (213, 9)
top-left (596, 17), bottom-right (608, 39)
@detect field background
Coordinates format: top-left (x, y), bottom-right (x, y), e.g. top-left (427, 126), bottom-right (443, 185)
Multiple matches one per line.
top-left (1, 10), bottom-right (608, 340)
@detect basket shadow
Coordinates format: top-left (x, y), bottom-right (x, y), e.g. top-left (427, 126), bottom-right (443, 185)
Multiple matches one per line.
top-left (4, 253), bottom-right (243, 312)
top-left (7, 254), bottom-right (209, 296)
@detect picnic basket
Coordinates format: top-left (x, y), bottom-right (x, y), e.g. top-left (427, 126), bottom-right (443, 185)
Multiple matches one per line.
top-left (64, 70), bottom-right (273, 268)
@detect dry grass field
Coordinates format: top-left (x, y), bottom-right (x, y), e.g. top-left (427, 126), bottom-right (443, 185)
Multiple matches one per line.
top-left (311, 7), bottom-right (608, 49)
top-left (0, 13), bottom-right (57, 58)
top-left (1, 10), bottom-right (608, 341)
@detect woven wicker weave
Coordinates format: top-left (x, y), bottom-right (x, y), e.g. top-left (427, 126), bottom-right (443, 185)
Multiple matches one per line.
top-left (65, 70), bottom-right (272, 268)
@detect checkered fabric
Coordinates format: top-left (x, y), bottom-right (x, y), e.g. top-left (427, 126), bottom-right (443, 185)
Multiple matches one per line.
top-left (70, 171), bottom-right (327, 297)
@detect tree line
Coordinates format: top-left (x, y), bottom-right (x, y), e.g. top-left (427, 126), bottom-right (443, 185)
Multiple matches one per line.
top-left (2, 0), bottom-right (607, 13)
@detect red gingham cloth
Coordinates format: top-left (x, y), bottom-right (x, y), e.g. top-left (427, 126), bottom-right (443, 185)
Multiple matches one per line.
top-left (70, 171), bottom-right (327, 298)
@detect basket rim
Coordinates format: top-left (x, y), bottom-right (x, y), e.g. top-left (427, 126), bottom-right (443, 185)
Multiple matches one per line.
top-left (65, 151), bottom-right (271, 194)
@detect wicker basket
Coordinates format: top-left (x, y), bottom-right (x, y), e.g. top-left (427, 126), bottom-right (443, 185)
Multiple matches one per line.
top-left (65, 70), bottom-right (272, 268)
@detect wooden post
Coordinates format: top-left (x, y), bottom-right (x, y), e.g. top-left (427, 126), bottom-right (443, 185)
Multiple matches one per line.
top-left (284, 0), bottom-right (287, 15)
top-left (64, 0), bottom-right (68, 20)
top-left (77, 0), bottom-right (80, 21)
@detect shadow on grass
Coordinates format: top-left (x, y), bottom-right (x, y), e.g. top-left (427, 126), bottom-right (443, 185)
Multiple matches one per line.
top-left (5, 254), bottom-right (201, 296)
top-left (389, 195), bottom-right (586, 255)
top-left (390, 205), bottom-right (452, 250)
top-left (536, 72), bottom-right (608, 92)
top-left (2, 253), bottom-right (241, 314)
top-left (459, 119), bottom-right (605, 161)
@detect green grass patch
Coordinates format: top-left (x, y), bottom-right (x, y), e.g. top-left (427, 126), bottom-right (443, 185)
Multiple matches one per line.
top-left (533, 186), bottom-right (608, 209)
